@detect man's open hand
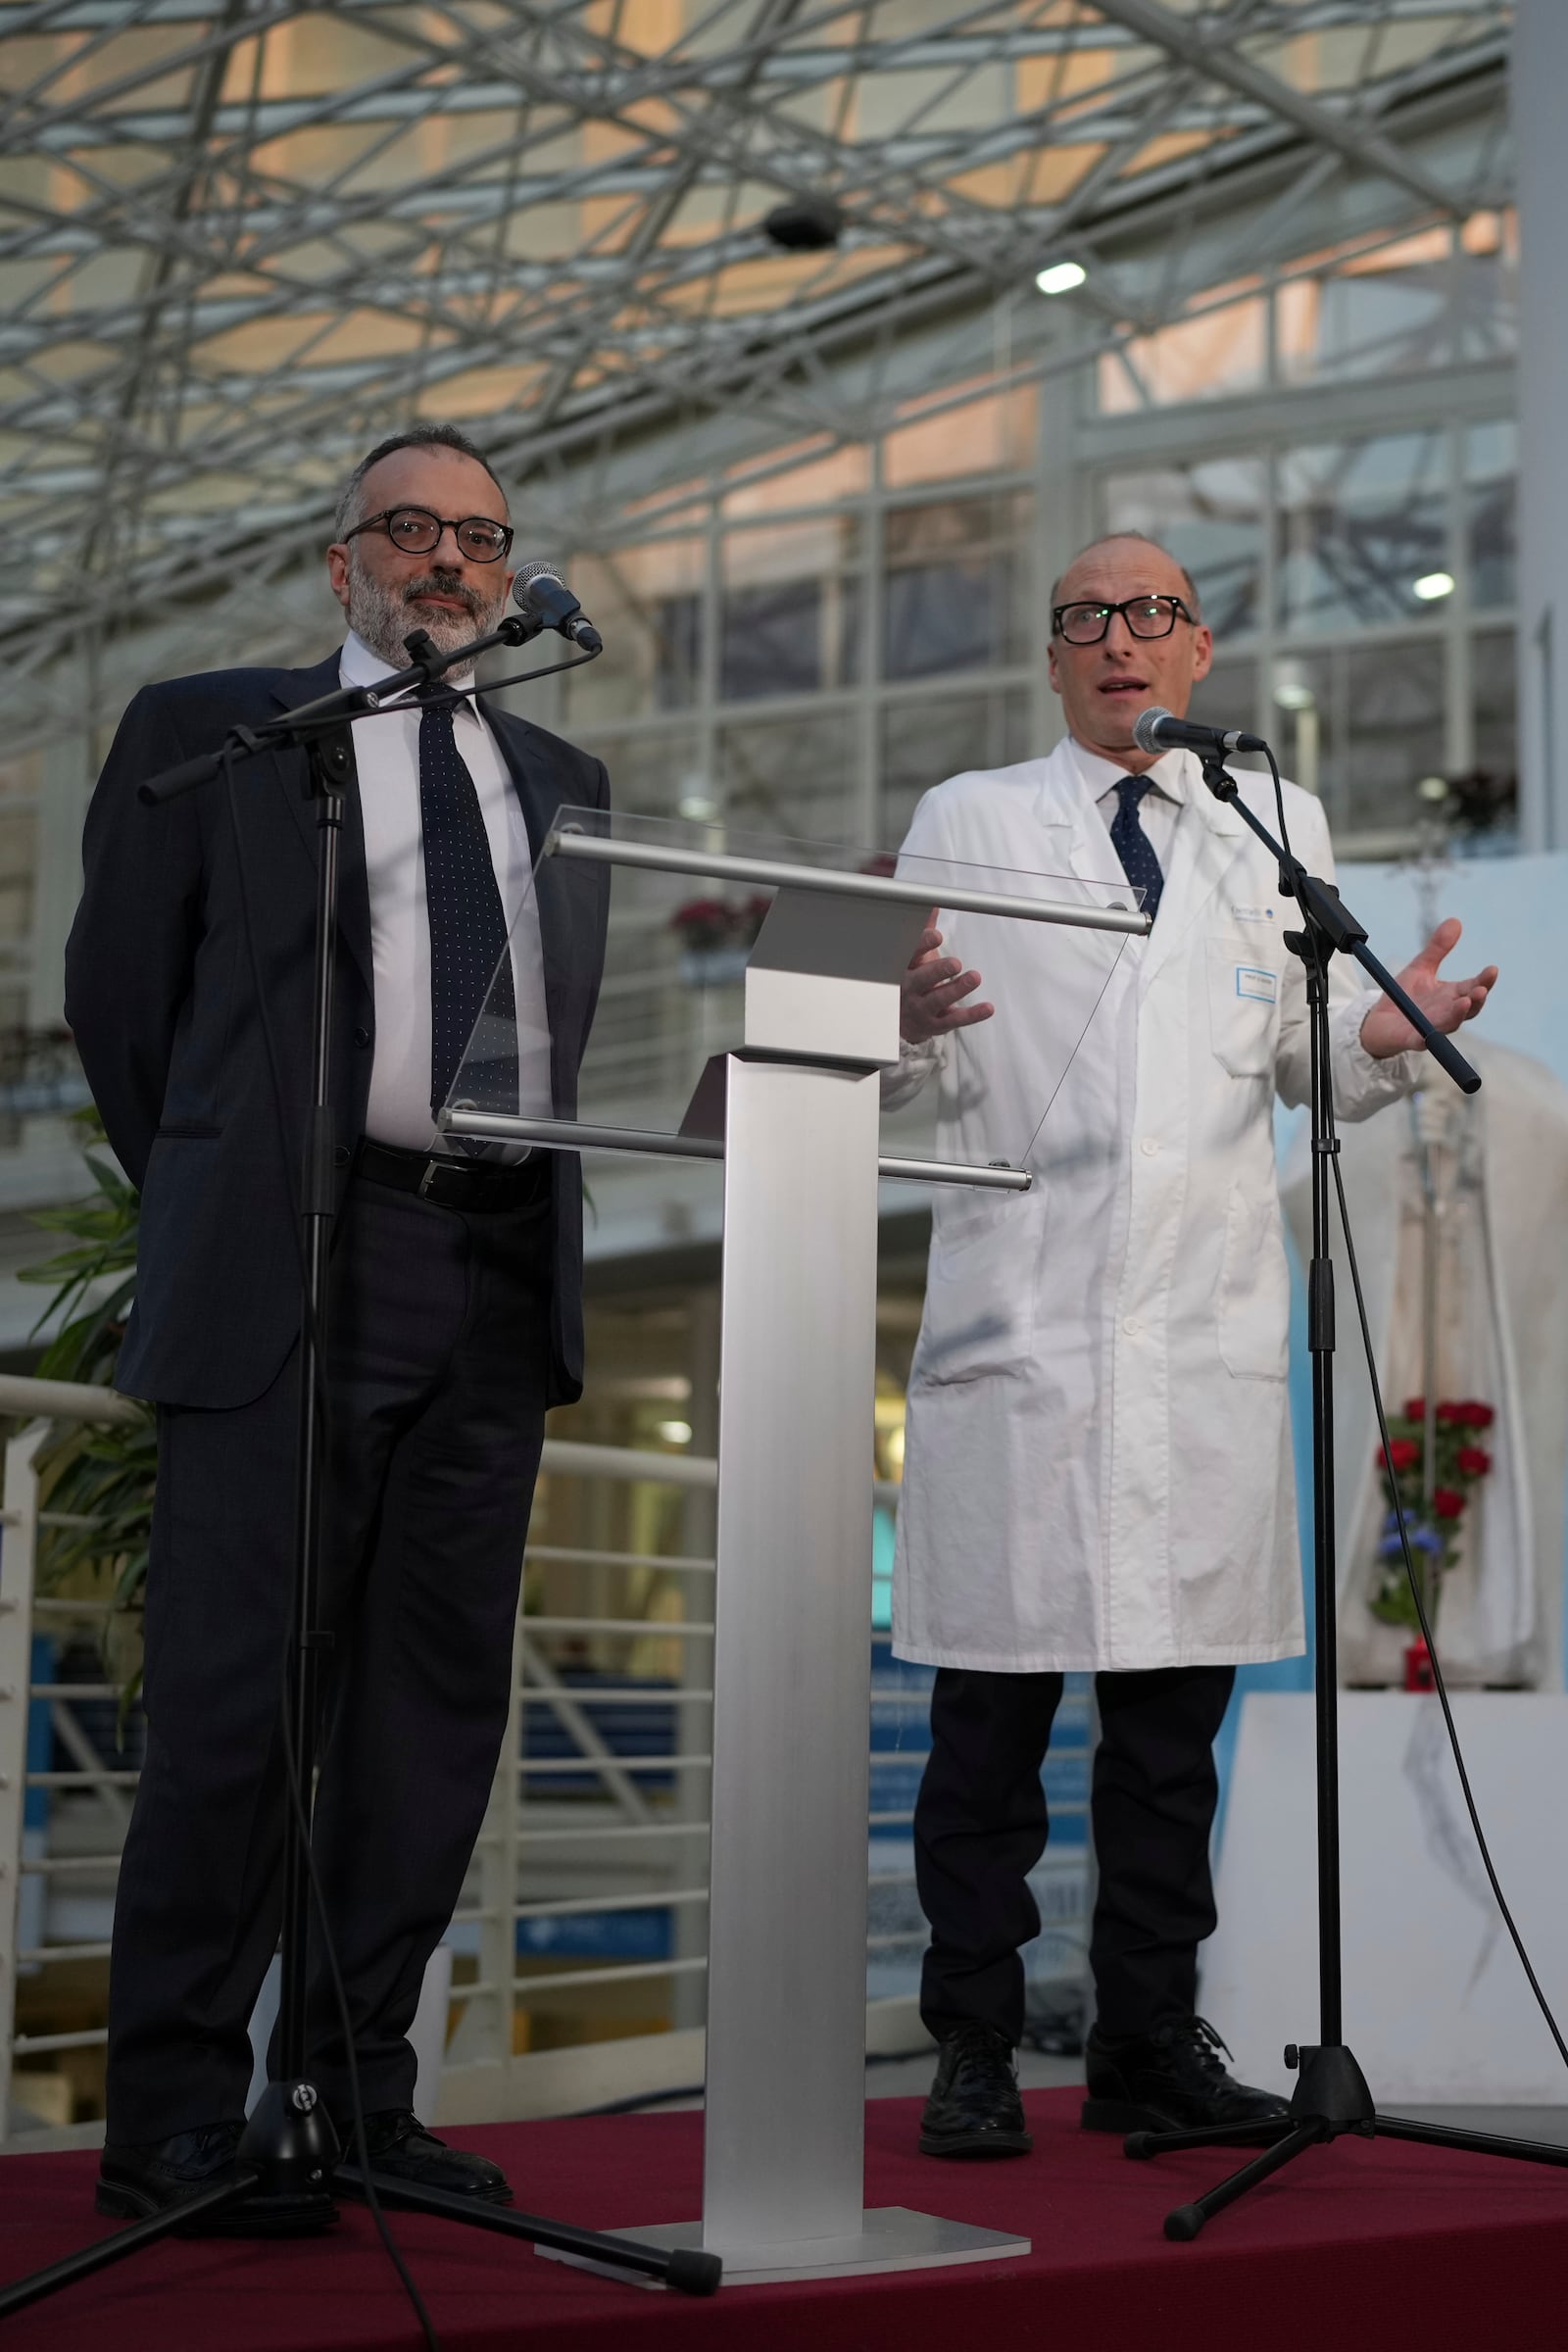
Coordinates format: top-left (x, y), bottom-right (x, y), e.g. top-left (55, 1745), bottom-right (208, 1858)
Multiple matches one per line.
top-left (1359, 916), bottom-right (1497, 1060)
top-left (901, 913), bottom-right (995, 1046)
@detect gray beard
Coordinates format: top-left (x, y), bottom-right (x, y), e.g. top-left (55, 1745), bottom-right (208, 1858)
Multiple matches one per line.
top-left (345, 560), bottom-right (506, 680)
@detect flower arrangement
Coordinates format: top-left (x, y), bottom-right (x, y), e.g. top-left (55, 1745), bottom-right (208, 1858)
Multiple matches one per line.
top-left (669, 894), bottom-right (771, 984)
top-left (1369, 1396), bottom-right (1494, 1631)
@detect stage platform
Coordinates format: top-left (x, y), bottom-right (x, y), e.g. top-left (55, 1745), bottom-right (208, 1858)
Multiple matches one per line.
top-left (2, 2088), bottom-right (1565, 2351)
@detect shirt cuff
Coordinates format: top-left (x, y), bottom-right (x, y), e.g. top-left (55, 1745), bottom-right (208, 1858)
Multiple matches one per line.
top-left (881, 1034), bottom-right (943, 1107)
top-left (1333, 989), bottom-right (1425, 1114)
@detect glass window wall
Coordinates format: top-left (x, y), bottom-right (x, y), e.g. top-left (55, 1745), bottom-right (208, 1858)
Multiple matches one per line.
top-left (1276, 433), bottom-right (1449, 633)
top-left (1101, 460), bottom-right (1264, 637)
top-left (883, 495), bottom-right (1029, 680)
top-left (549, 233), bottom-right (1515, 873)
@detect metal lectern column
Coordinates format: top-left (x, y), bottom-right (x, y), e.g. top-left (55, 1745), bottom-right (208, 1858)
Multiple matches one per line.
top-left (507, 829), bottom-right (1154, 2288)
top-left (704, 1052), bottom-right (881, 2248)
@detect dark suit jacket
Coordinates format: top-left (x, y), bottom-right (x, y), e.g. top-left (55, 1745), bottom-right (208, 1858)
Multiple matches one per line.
top-left (64, 650), bottom-right (611, 1411)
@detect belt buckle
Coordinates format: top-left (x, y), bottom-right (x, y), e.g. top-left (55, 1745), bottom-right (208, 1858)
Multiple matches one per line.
top-left (417, 1156), bottom-right (445, 1200)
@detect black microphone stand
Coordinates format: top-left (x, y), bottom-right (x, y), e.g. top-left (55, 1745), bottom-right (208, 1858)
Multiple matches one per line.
top-left (0, 619), bottom-right (720, 2318)
top-left (1123, 752), bottom-right (1568, 2240)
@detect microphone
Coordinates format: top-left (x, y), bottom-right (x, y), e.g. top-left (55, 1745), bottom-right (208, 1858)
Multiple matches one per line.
top-left (1132, 705), bottom-right (1267, 760)
top-left (512, 560), bottom-right (604, 654)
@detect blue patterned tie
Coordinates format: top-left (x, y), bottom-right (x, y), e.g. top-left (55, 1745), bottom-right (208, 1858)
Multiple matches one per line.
top-left (418, 698), bottom-right (518, 1137)
top-left (1109, 773), bottom-right (1164, 924)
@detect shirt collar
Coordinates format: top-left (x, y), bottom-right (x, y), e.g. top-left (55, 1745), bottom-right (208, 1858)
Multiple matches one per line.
top-left (1069, 735), bottom-right (1189, 808)
top-left (339, 629), bottom-right (483, 725)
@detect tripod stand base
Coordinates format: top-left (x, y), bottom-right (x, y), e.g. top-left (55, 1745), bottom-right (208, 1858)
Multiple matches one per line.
top-left (356, 2169), bottom-right (725, 2294)
top-left (1128, 2042), bottom-right (1568, 2240)
top-left (541, 2206), bottom-right (1031, 2286)
top-left (222, 2077), bottom-right (341, 2232)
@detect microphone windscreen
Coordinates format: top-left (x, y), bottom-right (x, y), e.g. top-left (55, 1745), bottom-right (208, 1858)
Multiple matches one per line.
top-left (513, 559), bottom-right (566, 609)
top-left (1131, 705), bottom-right (1170, 758)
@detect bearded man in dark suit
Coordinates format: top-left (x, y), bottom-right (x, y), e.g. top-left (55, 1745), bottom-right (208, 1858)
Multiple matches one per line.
top-left (65, 422), bottom-right (609, 2226)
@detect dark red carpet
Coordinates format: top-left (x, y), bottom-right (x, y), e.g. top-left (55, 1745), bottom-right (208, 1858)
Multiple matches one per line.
top-left (1, 2089), bottom-right (1562, 2351)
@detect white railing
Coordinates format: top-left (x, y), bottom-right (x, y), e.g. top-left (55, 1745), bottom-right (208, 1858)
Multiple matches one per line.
top-left (0, 1375), bottom-right (1088, 2141)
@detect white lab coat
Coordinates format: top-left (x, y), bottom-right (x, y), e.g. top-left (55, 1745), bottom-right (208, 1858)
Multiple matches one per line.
top-left (890, 737), bottom-right (1421, 1673)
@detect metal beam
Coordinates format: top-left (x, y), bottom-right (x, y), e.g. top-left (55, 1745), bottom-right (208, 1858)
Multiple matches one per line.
top-left (1088, 0), bottom-right (1469, 218)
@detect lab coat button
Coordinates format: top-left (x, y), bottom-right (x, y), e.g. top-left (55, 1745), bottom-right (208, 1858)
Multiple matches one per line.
top-left (1140, 1137), bottom-right (1159, 1156)
top-left (1122, 1317), bottom-right (1140, 1338)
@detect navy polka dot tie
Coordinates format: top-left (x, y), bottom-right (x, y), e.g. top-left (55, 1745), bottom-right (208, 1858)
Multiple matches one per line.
top-left (1109, 773), bottom-right (1164, 925)
top-left (419, 699), bottom-right (518, 1136)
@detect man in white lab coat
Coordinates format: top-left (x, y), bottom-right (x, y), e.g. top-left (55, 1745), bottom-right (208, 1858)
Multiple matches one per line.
top-left (893, 533), bottom-right (1496, 2156)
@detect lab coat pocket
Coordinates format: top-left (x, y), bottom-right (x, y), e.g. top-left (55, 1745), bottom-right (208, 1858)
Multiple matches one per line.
top-left (1207, 936), bottom-right (1280, 1079)
top-left (1217, 1180), bottom-right (1289, 1381)
top-left (915, 1195), bottom-right (1040, 1386)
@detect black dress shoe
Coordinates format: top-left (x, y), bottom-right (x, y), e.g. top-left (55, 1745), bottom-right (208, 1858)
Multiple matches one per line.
top-left (1081, 2015), bottom-right (1290, 2139)
top-left (97, 2121), bottom-right (336, 2237)
top-left (919, 2024), bottom-right (1033, 2159)
top-left (335, 2109), bottom-right (512, 2205)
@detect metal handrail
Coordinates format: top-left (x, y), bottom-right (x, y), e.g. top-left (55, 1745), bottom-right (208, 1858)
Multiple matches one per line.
top-left (0, 1370), bottom-right (1088, 2139)
top-left (546, 826), bottom-right (1152, 935)
top-left (0, 1375), bottom-right (141, 1427)
top-left (443, 1108), bottom-right (1034, 1191)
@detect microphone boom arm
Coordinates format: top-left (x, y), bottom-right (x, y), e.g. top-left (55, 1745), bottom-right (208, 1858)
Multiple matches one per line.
top-left (138, 608), bottom-right (551, 806)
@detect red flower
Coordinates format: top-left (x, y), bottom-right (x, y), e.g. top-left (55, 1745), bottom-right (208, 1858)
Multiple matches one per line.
top-left (1403, 1397), bottom-right (1427, 1421)
top-left (1456, 1446), bottom-right (1493, 1477)
top-left (1378, 1439), bottom-right (1420, 1472)
top-left (1433, 1488), bottom-right (1466, 1520)
top-left (1437, 1398), bottom-right (1495, 1429)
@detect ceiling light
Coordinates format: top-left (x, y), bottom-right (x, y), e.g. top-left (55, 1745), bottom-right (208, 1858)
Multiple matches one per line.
top-left (1412, 570), bottom-right (1455, 602)
top-left (657, 1419), bottom-right (693, 1446)
top-left (1035, 260), bottom-right (1086, 296)
top-left (1273, 661), bottom-right (1315, 712)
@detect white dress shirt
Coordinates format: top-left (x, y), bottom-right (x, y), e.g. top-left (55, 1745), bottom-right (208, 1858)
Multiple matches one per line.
top-left (340, 632), bottom-right (552, 1152)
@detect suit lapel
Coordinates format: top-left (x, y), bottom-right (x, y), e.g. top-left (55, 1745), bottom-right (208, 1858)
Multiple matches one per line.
top-left (1028, 742), bottom-right (1142, 898)
top-left (1027, 740), bottom-right (1249, 994)
top-left (267, 653), bottom-right (374, 1000)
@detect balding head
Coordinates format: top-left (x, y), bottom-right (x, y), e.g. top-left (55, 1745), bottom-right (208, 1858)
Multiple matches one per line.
top-left (1046, 532), bottom-right (1213, 773)
top-left (1051, 532), bottom-right (1200, 615)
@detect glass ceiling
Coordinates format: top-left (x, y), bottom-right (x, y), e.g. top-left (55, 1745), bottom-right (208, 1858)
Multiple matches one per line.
top-left (0, 1), bottom-right (1511, 690)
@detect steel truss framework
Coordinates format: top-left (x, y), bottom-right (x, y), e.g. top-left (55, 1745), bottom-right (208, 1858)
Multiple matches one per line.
top-left (0, 0), bottom-right (1512, 744)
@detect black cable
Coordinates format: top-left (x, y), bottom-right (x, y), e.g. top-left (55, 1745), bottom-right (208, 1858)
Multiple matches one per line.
top-left (1329, 1139), bottom-right (1568, 2075)
top-left (277, 1650), bottom-right (442, 2352)
top-left (222, 741), bottom-right (439, 2344)
top-left (271, 642), bottom-right (600, 754)
top-left (1261, 740), bottom-right (1298, 886)
top-left (404, 644), bottom-right (598, 703)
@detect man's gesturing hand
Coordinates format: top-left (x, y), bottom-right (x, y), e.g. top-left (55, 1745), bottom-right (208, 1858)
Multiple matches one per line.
top-left (1359, 916), bottom-right (1498, 1061)
top-left (901, 913), bottom-right (995, 1046)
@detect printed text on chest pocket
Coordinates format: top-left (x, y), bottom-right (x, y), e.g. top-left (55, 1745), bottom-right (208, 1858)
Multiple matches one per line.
top-left (1206, 935), bottom-right (1280, 1079)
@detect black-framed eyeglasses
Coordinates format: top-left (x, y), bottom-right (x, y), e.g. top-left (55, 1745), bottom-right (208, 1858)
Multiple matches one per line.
top-left (344, 506), bottom-right (514, 564)
top-left (1051, 593), bottom-right (1195, 646)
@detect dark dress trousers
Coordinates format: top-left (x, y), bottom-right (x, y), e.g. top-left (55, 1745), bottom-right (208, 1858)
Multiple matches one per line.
top-left (64, 653), bottom-right (610, 2140)
top-left (915, 1663), bottom-right (1237, 2046)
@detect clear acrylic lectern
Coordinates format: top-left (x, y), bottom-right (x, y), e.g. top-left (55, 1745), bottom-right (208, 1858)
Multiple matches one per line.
top-left (443, 810), bottom-right (1147, 2283)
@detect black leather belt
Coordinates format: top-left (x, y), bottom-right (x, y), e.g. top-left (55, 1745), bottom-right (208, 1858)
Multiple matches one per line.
top-left (354, 1138), bottom-right (551, 1213)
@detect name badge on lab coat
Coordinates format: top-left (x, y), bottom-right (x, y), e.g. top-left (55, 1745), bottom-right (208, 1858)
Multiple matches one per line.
top-left (1235, 964), bottom-right (1277, 1004)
